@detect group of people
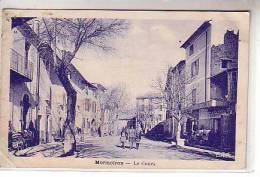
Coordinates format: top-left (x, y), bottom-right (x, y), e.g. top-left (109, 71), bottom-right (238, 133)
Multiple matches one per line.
top-left (120, 126), bottom-right (142, 149)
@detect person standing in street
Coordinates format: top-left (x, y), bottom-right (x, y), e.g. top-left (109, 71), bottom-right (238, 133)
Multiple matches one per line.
top-left (128, 126), bottom-right (136, 149)
top-left (135, 125), bottom-right (142, 149)
top-left (120, 127), bottom-right (127, 149)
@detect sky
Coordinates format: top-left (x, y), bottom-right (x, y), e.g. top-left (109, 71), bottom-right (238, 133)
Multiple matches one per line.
top-left (71, 17), bottom-right (247, 106)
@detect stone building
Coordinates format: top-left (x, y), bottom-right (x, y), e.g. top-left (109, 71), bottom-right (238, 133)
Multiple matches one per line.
top-left (180, 21), bottom-right (238, 151)
top-left (9, 18), bottom-right (105, 150)
top-left (208, 30), bottom-right (238, 150)
top-left (50, 63), bottom-right (100, 141)
top-left (164, 60), bottom-right (186, 140)
top-left (9, 21), bottom-right (55, 146)
top-left (136, 94), bottom-right (166, 134)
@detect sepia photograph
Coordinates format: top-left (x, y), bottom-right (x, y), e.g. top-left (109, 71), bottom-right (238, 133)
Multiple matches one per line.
top-left (0, 10), bottom-right (250, 169)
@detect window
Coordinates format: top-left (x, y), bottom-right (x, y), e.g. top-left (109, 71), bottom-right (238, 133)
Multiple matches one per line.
top-left (189, 45), bottom-right (194, 56)
top-left (159, 105), bottom-right (163, 111)
top-left (24, 40), bottom-right (30, 69)
top-left (85, 99), bottom-right (90, 111)
top-left (192, 89), bottom-right (196, 104)
top-left (87, 121), bottom-right (90, 129)
top-left (140, 105), bottom-right (144, 111)
top-left (148, 104), bottom-right (153, 111)
top-left (191, 59), bottom-right (199, 77)
top-left (92, 101), bottom-right (96, 113)
top-left (221, 60), bottom-right (228, 68)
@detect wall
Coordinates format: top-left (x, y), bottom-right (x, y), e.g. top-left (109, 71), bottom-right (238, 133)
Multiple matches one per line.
top-left (210, 81), bottom-right (224, 99)
top-left (10, 29), bottom-right (54, 143)
top-left (198, 108), bottom-right (209, 129)
top-left (185, 26), bottom-right (212, 107)
top-left (211, 44), bottom-right (227, 77)
top-left (210, 30), bottom-right (239, 101)
top-left (50, 84), bottom-right (66, 139)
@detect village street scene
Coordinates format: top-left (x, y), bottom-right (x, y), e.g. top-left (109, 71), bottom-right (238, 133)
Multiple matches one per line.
top-left (8, 17), bottom-right (238, 161)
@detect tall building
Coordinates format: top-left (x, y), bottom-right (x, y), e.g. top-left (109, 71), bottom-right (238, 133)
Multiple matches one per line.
top-left (9, 22), bottom-right (54, 146)
top-left (209, 30), bottom-right (238, 150)
top-left (180, 21), bottom-right (238, 151)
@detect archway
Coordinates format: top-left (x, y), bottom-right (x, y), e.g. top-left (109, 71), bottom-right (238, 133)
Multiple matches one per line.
top-left (22, 94), bottom-right (30, 131)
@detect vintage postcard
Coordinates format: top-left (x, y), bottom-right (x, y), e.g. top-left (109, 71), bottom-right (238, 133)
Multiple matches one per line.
top-left (0, 10), bottom-right (249, 170)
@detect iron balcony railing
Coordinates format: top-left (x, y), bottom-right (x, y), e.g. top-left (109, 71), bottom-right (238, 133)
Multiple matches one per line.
top-left (10, 49), bottom-right (33, 81)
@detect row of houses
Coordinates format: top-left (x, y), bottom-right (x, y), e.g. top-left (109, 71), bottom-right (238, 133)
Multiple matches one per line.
top-left (136, 21), bottom-right (238, 152)
top-left (8, 18), bottom-right (113, 150)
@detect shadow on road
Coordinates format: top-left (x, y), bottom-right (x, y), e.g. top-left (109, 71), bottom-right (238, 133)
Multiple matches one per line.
top-left (76, 142), bottom-right (121, 158)
top-left (13, 143), bottom-right (63, 157)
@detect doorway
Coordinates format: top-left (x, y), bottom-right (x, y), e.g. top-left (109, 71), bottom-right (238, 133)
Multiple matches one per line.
top-left (22, 94), bottom-right (30, 131)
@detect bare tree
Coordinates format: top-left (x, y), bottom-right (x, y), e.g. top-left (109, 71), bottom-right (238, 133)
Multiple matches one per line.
top-left (100, 85), bottom-right (130, 116)
top-left (164, 61), bottom-right (197, 146)
top-left (98, 84), bottom-right (131, 135)
top-left (150, 60), bottom-right (197, 146)
top-left (16, 17), bottom-right (128, 155)
top-left (151, 65), bottom-right (169, 96)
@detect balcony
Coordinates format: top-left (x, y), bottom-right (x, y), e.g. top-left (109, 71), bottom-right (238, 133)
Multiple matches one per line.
top-left (186, 99), bottom-right (228, 111)
top-left (10, 49), bottom-right (33, 82)
top-left (211, 58), bottom-right (238, 78)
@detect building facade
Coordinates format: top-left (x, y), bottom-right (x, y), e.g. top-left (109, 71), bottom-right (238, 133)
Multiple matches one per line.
top-left (136, 94), bottom-right (166, 134)
top-left (164, 60), bottom-right (186, 140)
top-left (179, 21), bottom-right (238, 151)
top-left (50, 64), bottom-right (101, 141)
top-left (9, 25), bottom-right (54, 147)
top-left (9, 18), bottom-right (106, 150)
top-left (208, 30), bottom-right (238, 151)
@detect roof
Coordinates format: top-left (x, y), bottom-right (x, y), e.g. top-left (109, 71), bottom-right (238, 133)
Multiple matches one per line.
top-left (180, 21), bottom-right (211, 49)
top-left (165, 60), bottom-right (186, 91)
top-left (15, 19), bottom-right (97, 91)
top-left (136, 93), bottom-right (163, 100)
top-left (91, 83), bottom-right (107, 92)
top-left (169, 60), bottom-right (186, 72)
top-left (67, 64), bottom-right (97, 90)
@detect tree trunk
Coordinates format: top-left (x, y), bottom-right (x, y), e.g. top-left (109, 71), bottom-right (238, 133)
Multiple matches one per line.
top-left (56, 61), bottom-right (77, 156)
top-left (175, 110), bottom-right (184, 147)
top-left (175, 121), bottom-right (181, 147)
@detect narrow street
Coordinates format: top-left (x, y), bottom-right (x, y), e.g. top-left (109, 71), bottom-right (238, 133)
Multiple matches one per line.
top-left (13, 136), bottom-right (220, 160)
